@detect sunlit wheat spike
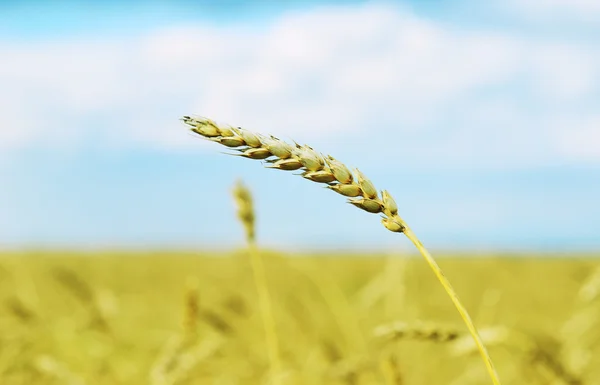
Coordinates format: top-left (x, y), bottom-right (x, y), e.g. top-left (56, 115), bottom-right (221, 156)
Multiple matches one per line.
top-left (183, 116), bottom-right (401, 234)
top-left (184, 115), bottom-right (502, 385)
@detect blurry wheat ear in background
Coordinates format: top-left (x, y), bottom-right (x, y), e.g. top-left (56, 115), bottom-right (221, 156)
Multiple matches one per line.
top-left (233, 180), bottom-right (256, 244)
top-left (186, 116), bottom-right (501, 385)
top-left (232, 180), bottom-right (282, 384)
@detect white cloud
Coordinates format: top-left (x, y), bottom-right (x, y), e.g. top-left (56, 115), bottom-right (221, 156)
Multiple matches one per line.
top-left (505, 0), bottom-right (600, 22)
top-left (553, 116), bottom-right (600, 162)
top-left (528, 43), bottom-right (598, 101)
top-left (0, 2), bottom-right (599, 168)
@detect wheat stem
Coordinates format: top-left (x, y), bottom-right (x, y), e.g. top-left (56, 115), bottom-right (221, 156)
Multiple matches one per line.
top-left (248, 241), bottom-right (283, 384)
top-left (402, 226), bottom-right (501, 385)
top-left (233, 181), bottom-right (282, 384)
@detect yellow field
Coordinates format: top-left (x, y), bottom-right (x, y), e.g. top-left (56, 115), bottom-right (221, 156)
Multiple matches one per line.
top-left (1, 251), bottom-right (599, 384)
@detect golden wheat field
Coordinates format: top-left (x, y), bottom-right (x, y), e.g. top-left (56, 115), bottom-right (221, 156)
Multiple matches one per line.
top-left (1, 250), bottom-right (599, 385)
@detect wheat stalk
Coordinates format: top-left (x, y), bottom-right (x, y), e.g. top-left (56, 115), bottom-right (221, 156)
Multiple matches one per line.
top-left (183, 115), bottom-right (501, 385)
top-left (232, 180), bottom-right (283, 384)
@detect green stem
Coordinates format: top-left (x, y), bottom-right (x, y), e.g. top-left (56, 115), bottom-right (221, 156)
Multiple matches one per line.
top-left (402, 226), bottom-right (501, 385)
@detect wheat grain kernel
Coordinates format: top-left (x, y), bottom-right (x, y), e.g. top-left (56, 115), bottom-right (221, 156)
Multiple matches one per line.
top-left (240, 148), bottom-right (272, 160)
top-left (214, 137), bottom-right (246, 148)
top-left (355, 169), bottom-right (378, 199)
top-left (349, 198), bottom-right (383, 213)
top-left (302, 170), bottom-right (337, 183)
top-left (190, 117), bottom-right (221, 137)
top-left (326, 156), bottom-right (353, 184)
top-left (382, 217), bottom-right (404, 232)
top-left (294, 145), bottom-right (324, 171)
top-left (327, 184), bottom-right (363, 197)
top-left (264, 136), bottom-right (293, 159)
top-left (267, 158), bottom-right (304, 171)
top-left (234, 127), bottom-right (262, 148)
top-left (382, 190), bottom-right (399, 216)
top-left (218, 125), bottom-right (235, 137)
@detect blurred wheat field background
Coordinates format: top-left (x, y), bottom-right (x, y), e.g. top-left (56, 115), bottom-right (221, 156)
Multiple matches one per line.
top-left (2, 1), bottom-right (600, 384)
top-left (2, 250), bottom-right (600, 384)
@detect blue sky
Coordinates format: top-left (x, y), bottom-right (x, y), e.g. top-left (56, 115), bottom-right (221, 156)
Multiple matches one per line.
top-left (0, 0), bottom-right (599, 251)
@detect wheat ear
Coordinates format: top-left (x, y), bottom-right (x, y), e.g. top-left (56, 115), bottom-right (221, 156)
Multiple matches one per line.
top-left (374, 321), bottom-right (462, 343)
top-left (232, 180), bottom-right (283, 384)
top-left (183, 116), bottom-right (501, 385)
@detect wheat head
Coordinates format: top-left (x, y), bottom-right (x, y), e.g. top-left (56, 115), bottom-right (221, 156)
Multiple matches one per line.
top-left (232, 179), bottom-right (256, 244)
top-left (183, 115), bottom-right (501, 385)
top-left (374, 321), bottom-right (462, 343)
